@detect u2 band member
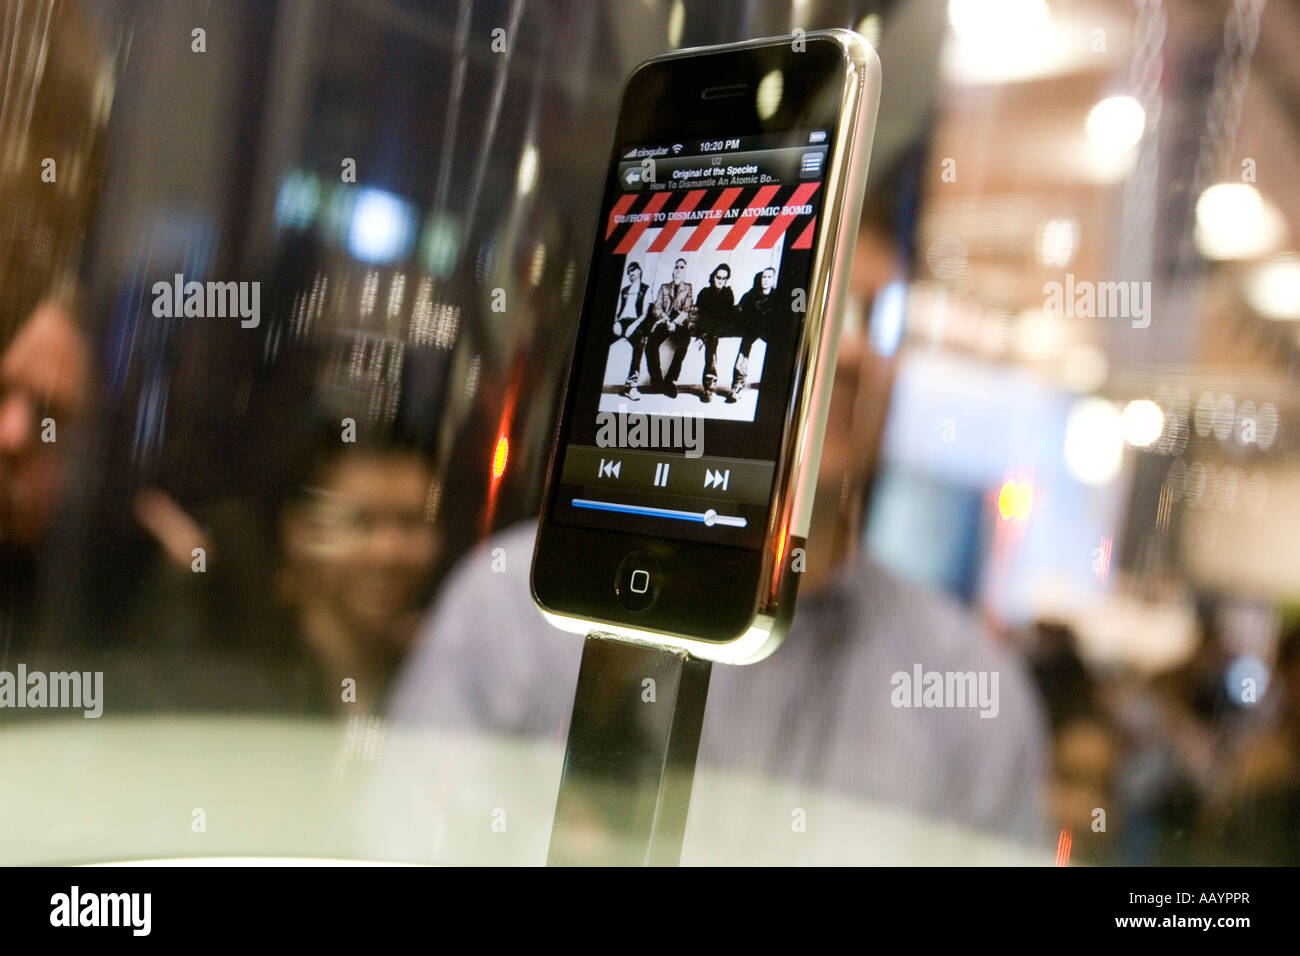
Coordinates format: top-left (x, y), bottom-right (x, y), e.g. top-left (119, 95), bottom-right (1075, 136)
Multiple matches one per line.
top-left (692, 263), bottom-right (737, 403)
top-left (730, 266), bottom-right (777, 402)
top-left (646, 257), bottom-right (694, 398)
top-left (614, 262), bottom-right (652, 399)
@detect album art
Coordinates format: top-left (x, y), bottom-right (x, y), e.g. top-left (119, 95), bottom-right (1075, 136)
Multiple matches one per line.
top-left (599, 183), bottom-right (816, 423)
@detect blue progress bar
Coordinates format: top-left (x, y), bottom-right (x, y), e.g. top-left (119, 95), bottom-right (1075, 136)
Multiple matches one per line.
top-left (571, 498), bottom-right (747, 528)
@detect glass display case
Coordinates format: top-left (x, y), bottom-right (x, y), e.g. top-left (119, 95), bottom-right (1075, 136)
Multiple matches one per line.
top-left (2, 0), bottom-right (1298, 872)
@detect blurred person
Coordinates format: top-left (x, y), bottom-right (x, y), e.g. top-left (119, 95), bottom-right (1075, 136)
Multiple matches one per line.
top-left (0, 298), bottom-right (91, 552)
top-left (1026, 619), bottom-right (1098, 733)
top-left (273, 428), bottom-right (441, 715)
top-left (1211, 619), bottom-right (1300, 865)
top-left (377, 213), bottom-right (1051, 856)
top-left (0, 0), bottom-right (108, 659)
top-left (0, 298), bottom-right (91, 652)
top-left (1048, 717), bottom-right (1121, 864)
top-left (1113, 665), bottom-right (1216, 865)
top-left (1025, 620), bottom-right (1120, 862)
top-left (1110, 610), bottom-right (1253, 864)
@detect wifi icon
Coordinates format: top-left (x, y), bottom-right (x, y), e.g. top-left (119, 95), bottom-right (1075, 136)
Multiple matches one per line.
top-left (672, 144), bottom-right (683, 155)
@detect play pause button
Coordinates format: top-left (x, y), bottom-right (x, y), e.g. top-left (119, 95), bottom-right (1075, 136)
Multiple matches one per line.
top-left (703, 468), bottom-right (730, 491)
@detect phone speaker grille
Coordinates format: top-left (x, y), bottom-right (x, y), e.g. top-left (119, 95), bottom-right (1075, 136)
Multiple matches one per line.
top-left (701, 83), bottom-right (749, 100)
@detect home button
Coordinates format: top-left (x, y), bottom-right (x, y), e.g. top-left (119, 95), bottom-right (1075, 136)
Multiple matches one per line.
top-left (615, 551), bottom-right (663, 611)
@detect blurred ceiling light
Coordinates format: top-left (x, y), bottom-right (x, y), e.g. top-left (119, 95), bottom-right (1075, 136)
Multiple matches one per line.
top-left (926, 235), bottom-right (967, 280)
top-left (360, 269), bottom-right (380, 316)
top-left (1038, 218), bottom-right (1078, 268)
top-left (1213, 393), bottom-right (1236, 441)
top-left (948, 0), bottom-right (1047, 43)
top-left (1256, 403), bottom-right (1279, 449)
top-left (465, 354), bottom-right (481, 400)
top-left (756, 70), bottom-right (784, 121)
top-left (943, 0), bottom-right (1079, 85)
top-left (1060, 343), bottom-right (1109, 393)
top-left (516, 144), bottom-right (538, 196)
top-left (1121, 399), bottom-right (1164, 447)
top-left (419, 214), bottom-right (461, 279)
top-left (528, 242), bottom-right (547, 287)
top-left (1246, 253), bottom-right (1300, 319)
top-left (868, 279), bottom-right (906, 356)
top-left (274, 170), bottom-right (320, 230)
top-left (857, 13), bottom-right (881, 48)
top-left (347, 188), bottom-right (414, 265)
top-left (387, 272), bottom-right (407, 318)
top-left (1193, 391), bottom-right (1215, 437)
top-left (1193, 390), bottom-right (1243, 440)
top-left (561, 258), bottom-right (578, 302)
top-left (1013, 308), bottom-right (1064, 361)
top-left (667, 0), bottom-right (685, 48)
top-left (1064, 396), bottom-right (1124, 485)
top-left (1194, 183), bottom-right (1286, 261)
top-left (1086, 95), bottom-right (1145, 152)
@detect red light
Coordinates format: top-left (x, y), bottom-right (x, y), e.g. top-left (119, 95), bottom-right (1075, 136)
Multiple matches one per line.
top-left (1055, 828), bottom-right (1072, 866)
top-left (492, 435), bottom-right (509, 479)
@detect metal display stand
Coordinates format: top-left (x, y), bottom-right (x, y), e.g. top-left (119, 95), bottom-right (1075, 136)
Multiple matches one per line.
top-left (547, 635), bottom-right (712, 866)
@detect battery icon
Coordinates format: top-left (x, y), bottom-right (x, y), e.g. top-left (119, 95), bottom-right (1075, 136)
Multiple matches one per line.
top-left (809, 130), bottom-right (827, 144)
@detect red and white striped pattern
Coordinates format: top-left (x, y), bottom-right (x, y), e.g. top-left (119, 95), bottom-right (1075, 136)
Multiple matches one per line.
top-left (606, 183), bottom-right (821, 257)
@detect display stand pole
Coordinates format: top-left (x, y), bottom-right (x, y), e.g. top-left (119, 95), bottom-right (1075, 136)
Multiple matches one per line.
top-left (547, 635), bottom-right (712, 866)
